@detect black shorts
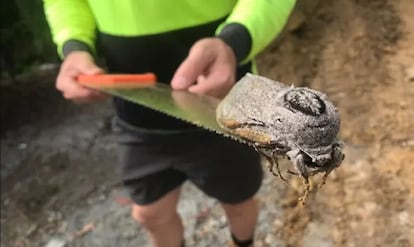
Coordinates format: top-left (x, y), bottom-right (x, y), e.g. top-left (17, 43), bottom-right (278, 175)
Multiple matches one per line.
top-left (113, 117), bottom-right (263, 205)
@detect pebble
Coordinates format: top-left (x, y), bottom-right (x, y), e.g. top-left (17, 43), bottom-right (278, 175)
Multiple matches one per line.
top-left (121, 228), bottom-right (137, 239)
top-left (25, 224), bottom-right (38, 236)
top-left (265, 234), bottom-right (278, 245)
top-left (44, 238), bottom-right (66, 247)
top-left (406, 67), bottom-right (414, 82)
top-left (3, 198), bottom-right (10, 206)
top-left (39, 63), bottom-right (59, 71)
top-left (398, 211), bottom-right (410, 226)
top-left (18, 143), bottom-right (27, 150)
top-left (47, 211), bottom-right (62, 223)
top-left (405, 139), bottom-right (414, 147)
top-left (302, 222), bottom-right (334, 247)
top-left (98, 194), bottom-right (107, 202)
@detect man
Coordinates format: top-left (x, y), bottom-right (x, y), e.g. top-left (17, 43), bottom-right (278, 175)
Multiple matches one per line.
top-left (43, 1), bottom-right (295, 246)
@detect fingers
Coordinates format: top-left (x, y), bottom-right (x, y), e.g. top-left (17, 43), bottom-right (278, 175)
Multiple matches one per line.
top-left (171, 38), bottom-right (237, 98)
top-left (187, 40), bottom-right (236, 98)
top-left (171, 41), bottom-right (215, 90)
top-left (188, 63), bottom-right (235, 98)
top-left (57, 67), bottom-right (102, 101)
top-left (57, 68), bottom-right (84, 95)
top-left (188, 75), bottom-right (235, 98)
top-left (77, 56), bottom-right (105, 75)
top-left (56, 51), bottom-right (107, 102)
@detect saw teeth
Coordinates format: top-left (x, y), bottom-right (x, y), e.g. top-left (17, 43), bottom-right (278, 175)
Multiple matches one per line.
top-left (102, 87), bottom-right (251, 146)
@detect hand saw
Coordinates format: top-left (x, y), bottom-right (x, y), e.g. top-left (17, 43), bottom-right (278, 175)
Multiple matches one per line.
top-left (77, 73), bottom-right (243, 142)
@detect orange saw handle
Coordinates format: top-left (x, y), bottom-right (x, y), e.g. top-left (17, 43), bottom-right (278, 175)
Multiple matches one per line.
top-left (77, 73), bottom-right (157, 88)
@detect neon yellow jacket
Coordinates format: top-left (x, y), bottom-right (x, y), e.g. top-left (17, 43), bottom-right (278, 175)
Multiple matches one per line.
top-left (43, 0), bottom-right (295, 62)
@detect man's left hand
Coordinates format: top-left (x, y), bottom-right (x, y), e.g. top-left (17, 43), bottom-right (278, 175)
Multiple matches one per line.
top-left (171, 38), bottom-right (237, 99)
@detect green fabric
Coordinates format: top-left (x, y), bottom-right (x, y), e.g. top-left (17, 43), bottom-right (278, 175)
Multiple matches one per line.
top-left (216, 0), bottom-right (296, 63)
top-left (88, 1), bottom-right (236, 35)
top-left (43, 0), bottom-right (295, 59)
top-left (43, 0), bottom-right (97, 57)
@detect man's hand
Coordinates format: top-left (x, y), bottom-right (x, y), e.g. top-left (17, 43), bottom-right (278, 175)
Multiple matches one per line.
top-left (171, 38), bottom-right (237, 99)
top-left (56, 51), bottom-right (107, 103)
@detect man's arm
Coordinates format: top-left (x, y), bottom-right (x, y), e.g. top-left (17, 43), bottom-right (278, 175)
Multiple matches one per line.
top-left (171, 0), bottom-right (296, 97)
top-left (216, 0), bottom-right (296, 63)
top-left (43, 0), bottom-right (105, 102)
top-left (43, 0), bottom-right (96, 58)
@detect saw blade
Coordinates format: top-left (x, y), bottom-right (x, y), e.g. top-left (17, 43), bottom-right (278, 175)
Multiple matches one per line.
top-left (101, 84), bottom-right (248, 144)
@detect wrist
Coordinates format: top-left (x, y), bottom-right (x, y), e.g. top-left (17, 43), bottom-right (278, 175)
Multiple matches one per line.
top-left (215, 38), bottom-right (237, 67)
top-left (62, 40), bottom-right (94, 59)
top-left (216, 23), bottom-right (252, 63)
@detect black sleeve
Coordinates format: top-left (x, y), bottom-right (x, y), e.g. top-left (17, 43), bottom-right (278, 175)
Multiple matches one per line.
top-left (62, 39), bottom-right (93, 58)
top-left (216, 23), bottom-right (252, 63)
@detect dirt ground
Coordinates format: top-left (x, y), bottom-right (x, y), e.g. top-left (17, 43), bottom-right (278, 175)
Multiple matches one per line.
top-left (1, 0), bottom-right (413, 246)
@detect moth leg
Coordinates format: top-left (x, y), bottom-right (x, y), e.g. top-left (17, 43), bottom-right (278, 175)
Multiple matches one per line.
top-left (292, 154), bottom-right (311, 205)
top-left (272, 150), bottom-right (287, 182)
top-left (255, 146), bottom-right (287, 181)
top-left (298, 176), bottom-right (311, 206)
top-left (263, 154), bottom-right (279, 178)
top-left (287, 170), bottom-right (298, 175)
top-left (318, 145), bottom-right (345, 189)
top-left (320, 171), bottom-right (330, 189)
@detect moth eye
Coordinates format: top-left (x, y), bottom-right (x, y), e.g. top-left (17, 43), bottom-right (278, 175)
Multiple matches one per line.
top-left (284, 88), bottom-right (326, 116)
top-left (302, 152), bottom-right (324, 168)
top-left (274, 142), bottom-right (287, 150)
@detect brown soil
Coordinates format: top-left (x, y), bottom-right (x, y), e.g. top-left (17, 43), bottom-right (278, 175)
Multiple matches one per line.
top-left (1, 0), bottom-right (413, 246)
top-left (257, 0), bottom-right (414, 246)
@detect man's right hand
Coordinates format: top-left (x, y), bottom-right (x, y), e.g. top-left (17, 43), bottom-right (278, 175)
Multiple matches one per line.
top-left (56, 51), bottom-right (107, 103)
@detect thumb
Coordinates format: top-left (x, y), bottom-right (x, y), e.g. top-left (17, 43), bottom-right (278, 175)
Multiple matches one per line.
top-left (81, 63), bottom-right (104, 75)
top-left (171, 46), bottom-right (213, 90)
top-left (77, 56), bottom-right (104, 75)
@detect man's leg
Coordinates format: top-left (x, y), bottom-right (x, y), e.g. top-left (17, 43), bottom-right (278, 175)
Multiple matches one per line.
top-left (131, 186), bottom-right (184, 247)
top-left (222, 197), bottom-right (259, 247)
top-left (174, 129), bottom-right (263, 246)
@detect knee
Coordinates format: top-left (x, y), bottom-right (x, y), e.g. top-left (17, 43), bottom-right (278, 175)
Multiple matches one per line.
top-left (222, 197), bottom-right (258, 216)
top-left (131, 204), bottom-right (178, 228)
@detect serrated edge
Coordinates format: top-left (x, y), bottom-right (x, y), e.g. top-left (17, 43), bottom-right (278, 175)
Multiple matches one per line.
top-left (102, 88), bottom-right (251, 146)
